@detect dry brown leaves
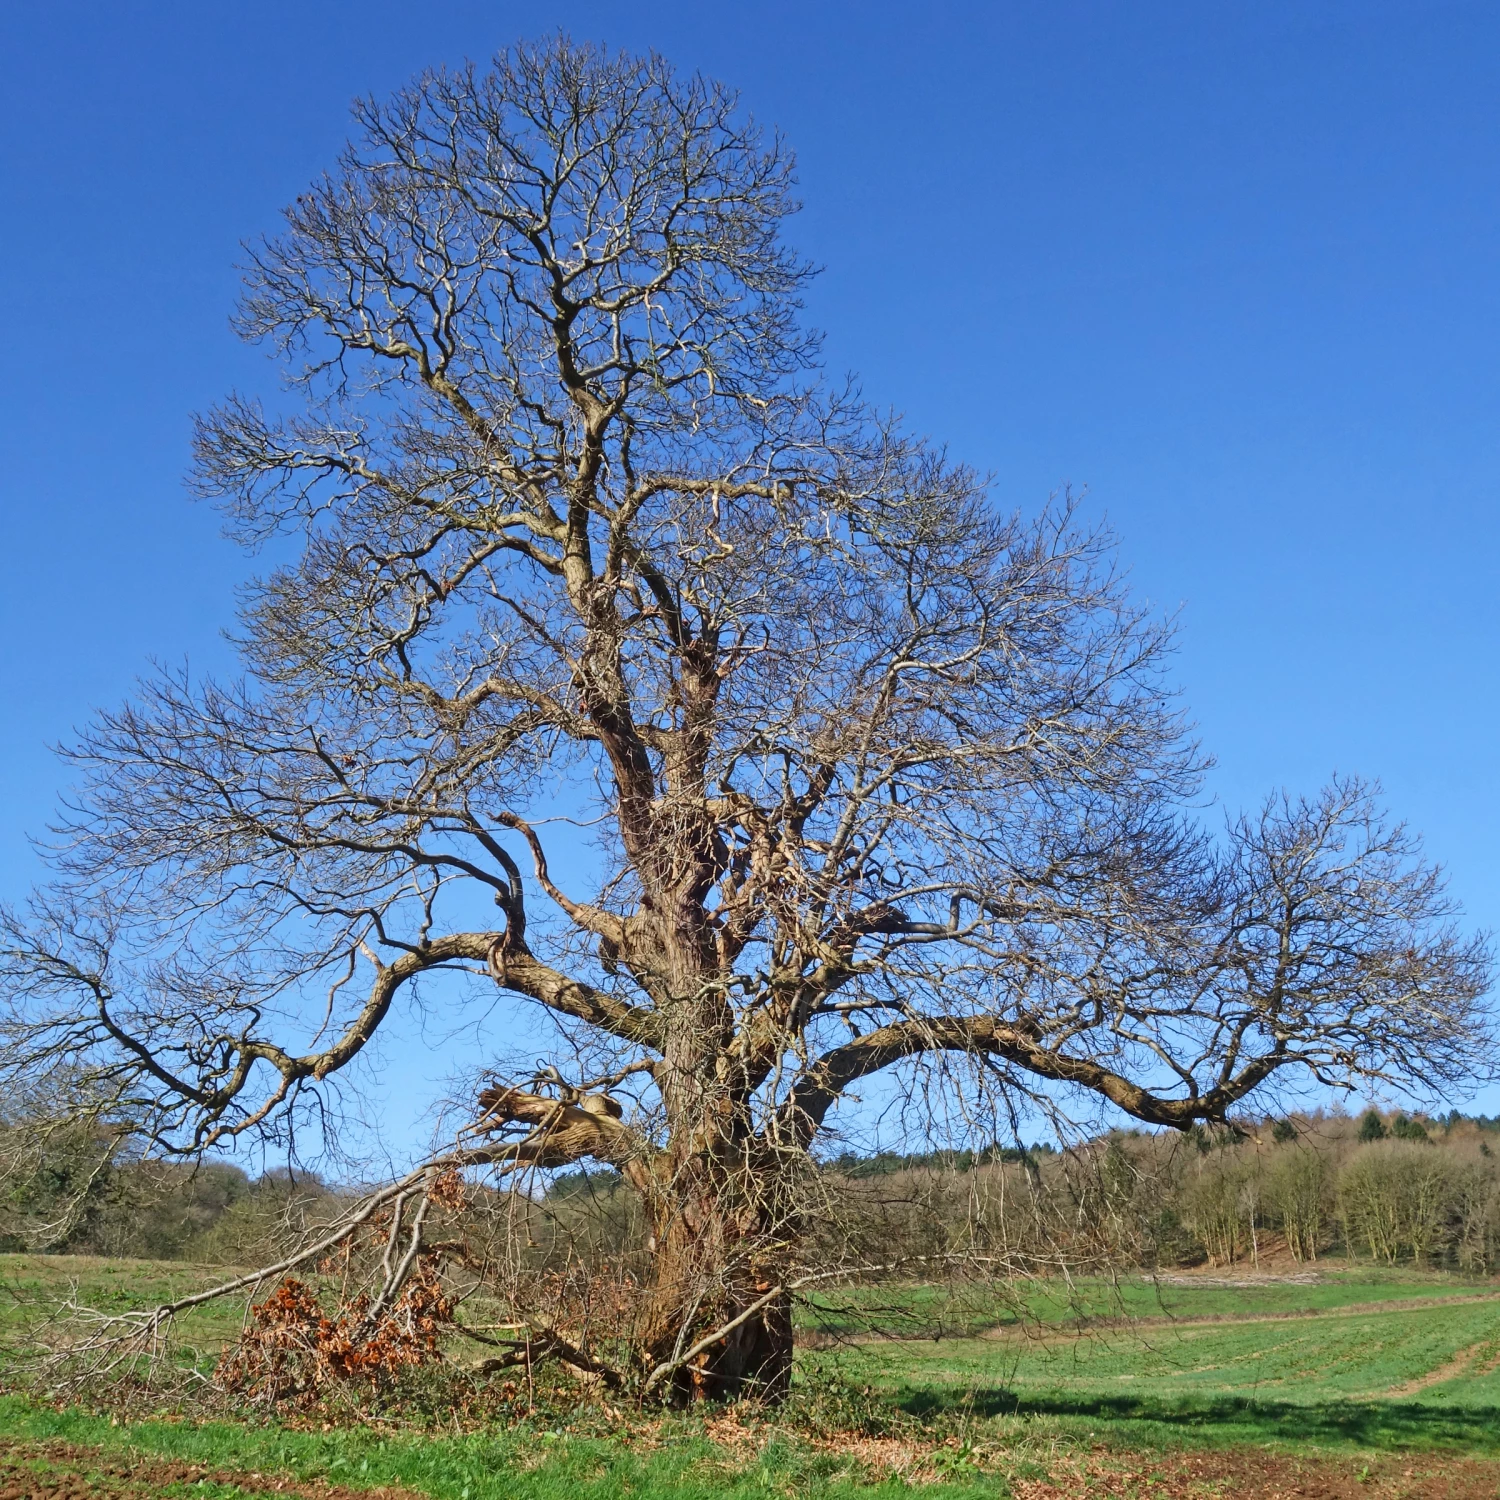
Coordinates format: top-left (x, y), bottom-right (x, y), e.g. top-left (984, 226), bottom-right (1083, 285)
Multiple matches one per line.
top-left (705, 1406), bottom-right (931, 1475)
top-left (216, 1270), bottom-right (456, 1408)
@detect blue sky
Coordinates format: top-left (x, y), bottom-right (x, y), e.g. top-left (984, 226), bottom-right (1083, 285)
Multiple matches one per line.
top-left (2, 0), bottom-right (1498, 1151)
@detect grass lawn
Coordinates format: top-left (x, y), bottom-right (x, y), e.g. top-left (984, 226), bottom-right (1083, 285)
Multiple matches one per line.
top-left (0, 1253), bottom-right (250, 1357)
top-left (0, 1397), bottom-right (995, 1500)
top-left (2, 1255), bottom-right (1500, 1496)
top-left (797, 1262), bottom-right (1500, 1335)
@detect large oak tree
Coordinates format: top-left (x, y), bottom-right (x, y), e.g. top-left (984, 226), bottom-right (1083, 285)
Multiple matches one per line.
top-left (2, 38), bottom-right (1491, 1400)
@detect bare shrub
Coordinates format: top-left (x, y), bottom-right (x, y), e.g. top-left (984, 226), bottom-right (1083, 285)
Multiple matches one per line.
top-left (1264, 1147), bottom-right (1329, 1263)
top-left (1338, 1142), bottom-right (1460, 1265)
top-left (1182, 1156), bottom-right (1250, 1267)
top-left (1452, 1165), bottom-right (1500, 1273)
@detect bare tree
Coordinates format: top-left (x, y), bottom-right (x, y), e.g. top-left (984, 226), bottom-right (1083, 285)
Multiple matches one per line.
top-left (0, 38), bottom-right (1492, 1402)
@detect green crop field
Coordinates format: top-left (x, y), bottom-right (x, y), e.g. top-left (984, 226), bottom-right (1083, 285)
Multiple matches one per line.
top-left (811, 1273), bottom-right (1500, 1452)
top-left (2, 1255), bottom-right (1500, 1496)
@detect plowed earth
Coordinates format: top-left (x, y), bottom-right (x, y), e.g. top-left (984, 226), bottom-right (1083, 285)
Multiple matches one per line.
top-left (0, 1436), bottom-right (420, 1500)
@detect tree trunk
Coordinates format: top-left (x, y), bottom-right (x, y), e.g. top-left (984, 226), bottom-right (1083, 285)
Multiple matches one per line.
top-left (680, 1281), bottom-right (793, 1404)
top-left (640, 1171), bottom-right (795, 1404)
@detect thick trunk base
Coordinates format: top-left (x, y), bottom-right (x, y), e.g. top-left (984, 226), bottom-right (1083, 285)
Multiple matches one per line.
top-left (668, 1285), bottom-right (792, 1404)
top-left (638, 1150), bottom-right (799, 1403)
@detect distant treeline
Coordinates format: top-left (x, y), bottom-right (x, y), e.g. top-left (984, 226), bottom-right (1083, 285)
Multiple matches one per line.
top-left (798, 1110), bottom-right (1500, 1276)
top-left (826, 1143), bottom-right (1057, 1178)
top-left (1161, 1109), bottom-right (1500, 1271)
top-left (0, 1134), bottom-right (345, 1265)
top-left (5, 1108), bottom-right (1500, 1274)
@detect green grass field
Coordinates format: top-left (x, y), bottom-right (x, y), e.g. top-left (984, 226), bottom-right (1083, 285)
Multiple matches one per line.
top-left (810, 1271), bottom-right (1500, 1454)
top-left (2, 1255), bottom-right (1500, 1496)
top-left (796, 1262), bottom-right (1500, 1336)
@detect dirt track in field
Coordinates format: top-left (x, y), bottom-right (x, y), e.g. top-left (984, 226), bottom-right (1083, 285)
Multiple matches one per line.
top-left (0, 1436), bottom-right (422, 1500)
top-left (3, 1433), bottom-right (1500, 1499)
top-left (1011, 1448), bottom-right (1500, 1499)
top-left (800, 1288), bottom-right (1500, 1350)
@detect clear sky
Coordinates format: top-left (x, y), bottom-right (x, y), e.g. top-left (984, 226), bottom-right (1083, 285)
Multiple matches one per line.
top-left (2, 0), bottom-right (1498, 1149)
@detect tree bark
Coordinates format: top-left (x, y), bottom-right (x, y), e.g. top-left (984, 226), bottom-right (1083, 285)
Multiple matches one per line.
top-left (640, 1168), bottom-right (794, 1403)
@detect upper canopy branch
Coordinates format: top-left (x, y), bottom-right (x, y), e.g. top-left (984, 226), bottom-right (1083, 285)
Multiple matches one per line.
top-left (778, 1014), bottom-right (1271, 1147)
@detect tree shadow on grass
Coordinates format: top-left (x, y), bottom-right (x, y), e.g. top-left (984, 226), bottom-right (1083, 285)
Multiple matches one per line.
top-left (896, 1387), bottom-right (1500, 1454)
